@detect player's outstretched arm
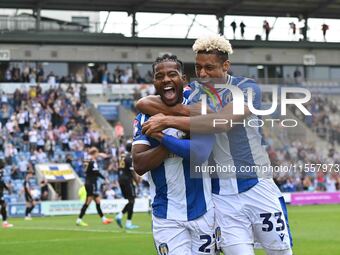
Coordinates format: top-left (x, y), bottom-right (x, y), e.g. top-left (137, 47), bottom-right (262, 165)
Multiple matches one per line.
top-left (136, 95), bottom-right (189, 116)
top-left (132, 144), bottom-right (169, 176)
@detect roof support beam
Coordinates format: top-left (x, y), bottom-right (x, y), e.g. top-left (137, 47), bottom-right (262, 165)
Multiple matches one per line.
top-left (185, 15), bottom-right (197, 38)
top-left (34, 6), bottom-right (41, 31)
top-left (101, 11), bottom-right (110, 33)
top-left (131, 12), bottom-right (137, 37)
top-left (302, 14), bottom-right (309, 41)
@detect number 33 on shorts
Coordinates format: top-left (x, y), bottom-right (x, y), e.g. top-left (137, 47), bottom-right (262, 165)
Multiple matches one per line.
top-left (255, 211), bottom-right (293, 250)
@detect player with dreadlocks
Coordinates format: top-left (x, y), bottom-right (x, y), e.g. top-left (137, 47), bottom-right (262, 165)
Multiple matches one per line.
top-left (132, 54), bottom-right (216, 254)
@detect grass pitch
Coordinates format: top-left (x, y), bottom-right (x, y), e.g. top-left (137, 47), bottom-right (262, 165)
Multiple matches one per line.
top-left (1, 204), bottom-right (340, 255)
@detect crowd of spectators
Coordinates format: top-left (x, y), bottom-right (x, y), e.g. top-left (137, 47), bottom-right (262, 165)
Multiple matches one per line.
top-left (266, 136), bottom-right (340, 193)
top-left (0, 85), bottom-right (147, 204)
top-left (1, 63), bottom-right (153, 85)
top-left (292, 95), bottom-right (340, 146)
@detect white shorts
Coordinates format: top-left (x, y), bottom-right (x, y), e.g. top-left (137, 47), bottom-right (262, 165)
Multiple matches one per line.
top-left (152, 208), bottom-right (216, 255)
top-left (214, 179), bottom-right (293, 251)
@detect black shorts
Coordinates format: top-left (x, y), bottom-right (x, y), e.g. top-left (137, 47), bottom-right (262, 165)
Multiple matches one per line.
top-left (119, 179), bottom-right (136, 200)
top-left (0, 195), bottom-right (5, 205)
top-left (85, 182), bottom-right (100, 197)
top-left (25, 193), bottom-right (33, 203)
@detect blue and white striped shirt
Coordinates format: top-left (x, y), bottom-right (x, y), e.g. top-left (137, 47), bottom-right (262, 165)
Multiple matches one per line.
top-left (188, 75), bottom-right (271, 195)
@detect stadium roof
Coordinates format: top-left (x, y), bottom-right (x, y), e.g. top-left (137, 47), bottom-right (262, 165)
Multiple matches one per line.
top-left (1, 0), bottom-right (340, 19)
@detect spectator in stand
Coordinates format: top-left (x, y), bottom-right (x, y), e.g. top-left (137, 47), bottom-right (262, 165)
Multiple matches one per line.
top-left (1, 91), bottom-right (8, 106)
top-left (29, 69), bottom-right (36, 84)
top-left (302, 176), bottom-right (313, 191)
top-left (37, 64), bottom-right (44, 82)
top-left (104, 184), bottom-right (116, 200)
top-left (13, 89), bottom-right (22, 111)
top-left (293, 67), bottom-right (302, 84)
top-left (80, 84), bottom-right (87, 104)
top-left (18, 156), bottom-right (29, 177)
top-left (126, 66), bottom-right (133, 80)
top-left (12, 65), bottom-right (21, 82)
top-left (85, 67), bottom-right (93, 83)
top-left (29, 126), bottom-right (38, 152)
top-left (5, 68), bottom-right (12, 82)
top-left (1, 104), bottom-right (10, 126)
top-left (112, 67), bottom-right (122, 84)
top-left (326, 173), bottom-right (337, 192)
top-left (289, 22), bottom-right (296, 39)
top-left (40, 179), bottom-right (49, 201)
top-left (114, 122), bottom-right (124, 139)
top-left (102, 68), bottom-right (109, 85)
top-left (230, 21), bottom-right (237, 39)
top-left (75, 72), bottom-right (83, 84)
top-left (17, 109), bottom-right (26, 133)
top-left (120, 70), bottom-right (130, 84)
top-left (240, 21), bottom-right (246, 39)
top-left (11, 166), bottom-right (21, 180)
top-left (263, 20), bottom-right (271, 40)
top-left (28, 86), bottom-right (37, 99)
top-left (322, 23), bottom-right (329, 42)
top-left (47, 71), bottom-right (57, 88)
top-left (22, 64), bottom-right (30, 83)
top-left (144, 70), bottom-right (153, 83)
top-left (316, 172), bottom-right (326, 191)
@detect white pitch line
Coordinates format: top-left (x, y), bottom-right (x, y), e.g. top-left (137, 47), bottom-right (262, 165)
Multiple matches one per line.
top-left (0, 236), bottom-right (123, 246)
top-left (8, 226), bottom-right (152, 235)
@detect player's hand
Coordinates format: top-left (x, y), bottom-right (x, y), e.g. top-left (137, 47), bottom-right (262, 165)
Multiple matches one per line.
top-left (142, 113), bottom-right (167, 136)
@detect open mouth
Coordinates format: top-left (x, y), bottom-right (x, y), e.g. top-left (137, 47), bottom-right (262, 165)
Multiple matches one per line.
top-left (198, 78), bottom-right (211, 84)
top-left (163, 85), bottom-right (177, 101)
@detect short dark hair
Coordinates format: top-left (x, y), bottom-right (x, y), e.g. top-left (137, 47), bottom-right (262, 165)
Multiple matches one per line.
top-left (152, 54), bottom-right (184, 74)
top-left (197, 50), bottom-right (229, 64)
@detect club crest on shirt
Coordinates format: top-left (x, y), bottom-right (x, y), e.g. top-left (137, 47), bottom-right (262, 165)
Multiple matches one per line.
top-left (133, 119), bottom-right (139, 137)
top-left (159, 243), bottom-right (169, 255)
top-left (215, 226), bottom-right (222, 242)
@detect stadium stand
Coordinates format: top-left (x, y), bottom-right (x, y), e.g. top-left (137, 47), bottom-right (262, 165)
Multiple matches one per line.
top-left (0, 84), bottom-right (151, 204)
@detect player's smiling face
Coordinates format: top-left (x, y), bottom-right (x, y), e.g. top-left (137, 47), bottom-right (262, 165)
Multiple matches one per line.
top-left (195, 53), bottom-right (230, 83)
top-left (153, 61), bottom-right (185, 106)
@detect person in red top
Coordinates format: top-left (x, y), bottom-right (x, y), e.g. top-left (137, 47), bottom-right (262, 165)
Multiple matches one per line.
top-left (263, 20), bottom-right (271, 40)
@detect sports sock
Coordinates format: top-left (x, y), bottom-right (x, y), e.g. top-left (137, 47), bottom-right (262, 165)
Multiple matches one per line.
top-left (79, 203), bottom-right (88, 219)
top-left (96, 203), bottom-right (104, 218)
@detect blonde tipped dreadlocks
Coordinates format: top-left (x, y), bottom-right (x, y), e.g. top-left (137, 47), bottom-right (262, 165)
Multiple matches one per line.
top-left (192, 35), bottom-right (233, 55)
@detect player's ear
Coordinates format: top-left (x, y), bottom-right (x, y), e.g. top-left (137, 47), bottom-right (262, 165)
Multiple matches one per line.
top-left (181, 74), bottom-right (187, 83)
top-left (223, 60), bottom-right (231, 73)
